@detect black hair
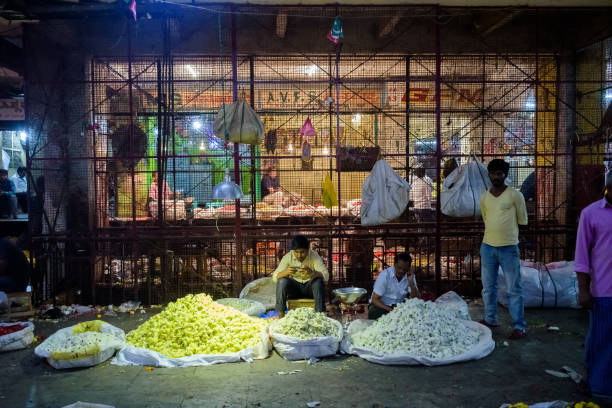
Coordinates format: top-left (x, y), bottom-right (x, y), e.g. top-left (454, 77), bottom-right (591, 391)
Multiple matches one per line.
top-left (291, 235), bottom-right (309, 250)
top-left (487, 159), bottom-right (510, 175)
top-left (17, 166), bottom-right (26, 173)
top-left (0, 169), bottom-right (7, 175)
top-left (394, 252), bottom-right (412, 265)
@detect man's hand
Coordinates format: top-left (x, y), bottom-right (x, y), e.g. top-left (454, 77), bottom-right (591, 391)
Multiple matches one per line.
top-left (578, 290), bottom-right (593, 309)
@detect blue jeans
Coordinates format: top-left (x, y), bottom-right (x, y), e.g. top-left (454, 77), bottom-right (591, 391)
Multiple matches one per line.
top-left (480, 243), bottom-right (526, 331)
top-left (585, 298), bottom-right (612, 398)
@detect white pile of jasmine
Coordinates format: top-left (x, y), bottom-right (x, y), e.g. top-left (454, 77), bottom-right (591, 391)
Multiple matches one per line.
top-left (352, 298), bottom-right (479, 359)
top-left (273, 308), bottom-right (340, 339)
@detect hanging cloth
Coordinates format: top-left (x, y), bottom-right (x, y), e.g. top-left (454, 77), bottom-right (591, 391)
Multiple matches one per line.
top-left (213, 100), bottom-right (264, 145)
top-left (265, 129), bottom-right (277, 154)
top-left (322, 173), bottom-right (339, 208)
top-left (301, 140), bottom-right (313, 170)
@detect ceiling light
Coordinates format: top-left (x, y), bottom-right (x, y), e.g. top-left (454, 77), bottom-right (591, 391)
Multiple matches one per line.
top-left (186, 65), bottom-right (197, 78)
top-left (192, 121), bottom-right (202, 130)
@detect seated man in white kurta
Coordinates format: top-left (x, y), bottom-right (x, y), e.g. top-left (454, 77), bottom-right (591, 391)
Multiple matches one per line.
top-left (368, 252), bottom-right (420, 320)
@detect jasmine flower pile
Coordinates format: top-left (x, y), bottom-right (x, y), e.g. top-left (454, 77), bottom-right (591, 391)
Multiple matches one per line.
top-left (273, 308), bottom-right (340, 339)
top-left (126, 294), bottom-right (266, 358)
top-left (352, 298), bottom-right (479, 359)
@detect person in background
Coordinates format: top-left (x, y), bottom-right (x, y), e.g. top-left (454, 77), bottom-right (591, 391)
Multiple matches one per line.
top-left (273, 235), bottom-right (328, 318)
top-left (148, 171), bottom-right (177, 203)
top-left (442, 158), bottom-right (459, 179)
top-left (411, 165), bottom-right (434, 223)
top-left (368, 252), bottom-right (420, 320)
top-left (0, 237), bottom-right (31, 292)
top-left (520, 171), bottom-right (536, 202)
top-left (0, 169), bottom-right (17, 219)
top-left (11, 166), bottom-right (28, 213)
top-left (574, 168), bottom-right (612, 399)
top-left (479, 159), bottom-right (528, 340)
top-left (261, 167), bottom-right (280, 198)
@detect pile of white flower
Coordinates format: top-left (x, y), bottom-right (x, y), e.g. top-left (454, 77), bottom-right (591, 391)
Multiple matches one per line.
top-left (47, 331), bottom-right (118, 360)
top-left (215, 298), bottom-right (257, 314)
top-left (273, 308), bottom-right (340, 339)
top-left (352, 299), bottom-right (479, 359)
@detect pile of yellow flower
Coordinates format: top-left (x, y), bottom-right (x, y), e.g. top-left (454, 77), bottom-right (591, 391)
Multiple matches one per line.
top-left (566, 403), bottom-right (599, 408)
top-left (126, 294), bottom-right (266, 358)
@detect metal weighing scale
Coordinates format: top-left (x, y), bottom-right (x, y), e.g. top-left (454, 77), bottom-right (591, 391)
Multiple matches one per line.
top-left (333, 287), bottom-right (367, 328)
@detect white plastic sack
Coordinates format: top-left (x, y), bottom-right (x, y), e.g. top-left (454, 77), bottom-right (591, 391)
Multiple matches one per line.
top-left (216, 298), bottom-right (266, 316)
top-left (498, 260), bottom-right (579, 309)
top-left (111, 325), bottom-right (270, 367)
top-left (435, 291), bottom-right (471, 320)
top-left (35, 322), bottom-right (125, 369)
top-left (213, 100), bottom-right (264, 145)
top-left (269, 318), bottom-right (343, 361)
top-left (61, 403), bottom-right (115, 408)
top-left (0, 322), bottom-right (35, 352)
top-left (341, 319), bottom-right (494, 366)
top-left (361, 159), bottom-right (411, 226)
top-left (441, 160), bottom-right (491, 217)
top-left (239, 277), bottom-right (276, 311)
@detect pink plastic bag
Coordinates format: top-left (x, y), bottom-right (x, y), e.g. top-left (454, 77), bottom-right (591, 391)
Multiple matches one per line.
top-left (300, 117), bottom-right (316, 137)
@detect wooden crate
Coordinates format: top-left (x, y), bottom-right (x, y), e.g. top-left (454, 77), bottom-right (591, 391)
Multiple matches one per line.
top-left (287, 298), bottom-right (315, 310)
top-left (0, 292), bottom-right (35, 320)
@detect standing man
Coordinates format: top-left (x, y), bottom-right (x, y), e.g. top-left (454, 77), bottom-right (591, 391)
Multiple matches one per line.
top-left (368, 252), bottom-right (420, 320)
top-left (273, 235), bottom-right (328, 318)
top-left (479, 159), bottom-right (528, 340)
top-left (11, 167), bottom-right (28, 214)
top-left (575, 169), bottom-right (612, 398)
top-left (411, 166), bottom-right (434, 223)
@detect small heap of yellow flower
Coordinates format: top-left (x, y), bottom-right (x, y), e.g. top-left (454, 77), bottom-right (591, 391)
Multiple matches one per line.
top-left (566, 403), bottom-right (599, 408)
top-left (126, 294), bottom-right (266, 358)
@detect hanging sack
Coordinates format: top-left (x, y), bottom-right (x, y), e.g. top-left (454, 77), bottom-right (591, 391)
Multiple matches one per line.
top-left (321, 173), bottom-right (339, 208)
top-left (214, 100), bottom-right (264, 145)
top-left (361, 159), bottom-right (411, 226)
top-left (440, 158), bottom-right (491, 217)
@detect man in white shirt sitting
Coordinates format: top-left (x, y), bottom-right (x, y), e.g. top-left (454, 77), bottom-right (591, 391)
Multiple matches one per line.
top-left (11, 167), bottom-right (28, 213)
top-left (273, 235), bottom-right (329, 318)
top-left (368, 252), bottom-right (420, 320)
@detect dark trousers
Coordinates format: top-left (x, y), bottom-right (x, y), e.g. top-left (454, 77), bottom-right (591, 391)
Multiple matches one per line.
top-left (0, 194), bottom-right (17, 217)
top-left (276, 277), bottom-right (325, 313)
top-left (368, 303), bottom-right (390, 320)
top-left (16, 192), bottom-right (27, 213)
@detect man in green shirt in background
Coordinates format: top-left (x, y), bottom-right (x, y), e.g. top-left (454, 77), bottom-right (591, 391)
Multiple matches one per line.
top-left (479, 159), bottom-right (528, 340)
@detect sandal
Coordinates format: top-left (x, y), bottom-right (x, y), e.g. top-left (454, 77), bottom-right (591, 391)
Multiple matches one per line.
top-left (507, 329), bottom-right (527, 340)
top-left (478, 319), bottom-right (499, 328)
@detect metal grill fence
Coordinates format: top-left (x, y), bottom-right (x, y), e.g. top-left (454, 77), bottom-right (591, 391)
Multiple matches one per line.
top-left (22, 7), bottom-right (612, 305)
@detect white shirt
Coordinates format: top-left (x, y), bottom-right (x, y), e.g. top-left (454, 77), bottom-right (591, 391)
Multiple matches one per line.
top-left (273, 249), bottom-right (329, 284)
top-left (410, 175), bottom-right (433, 210)
top-left (11, 175), bottom-right (27, 193)
top-left (370, 266), bottom-right (418, 307)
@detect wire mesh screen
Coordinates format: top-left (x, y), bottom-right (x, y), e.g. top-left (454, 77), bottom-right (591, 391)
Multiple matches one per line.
top-left (22, 8), bottom-right (611, 305)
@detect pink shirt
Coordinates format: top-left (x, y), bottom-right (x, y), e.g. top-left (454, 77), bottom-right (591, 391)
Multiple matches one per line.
top-left (575, 198), bottom-right (612, 297)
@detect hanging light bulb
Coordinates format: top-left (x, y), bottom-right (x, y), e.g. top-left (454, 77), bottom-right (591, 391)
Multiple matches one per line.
top-left (322, 145), bottom-right (329, 155)
top-left (288, 143), bottom-right (293, 152)
top-left (199, 142), bottom-right (206, 151)
top-left (213, 168), bottom-right (243, 200)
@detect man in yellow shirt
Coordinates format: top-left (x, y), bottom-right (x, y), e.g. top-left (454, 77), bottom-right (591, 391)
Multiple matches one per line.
top-left (479, 159), bottom-right (528, 340)
top-left (273, 235), bottom-right (329, 318)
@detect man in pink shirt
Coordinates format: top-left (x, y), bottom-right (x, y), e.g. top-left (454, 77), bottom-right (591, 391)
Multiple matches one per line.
top-left (575, 169), bottom-right (612, 399)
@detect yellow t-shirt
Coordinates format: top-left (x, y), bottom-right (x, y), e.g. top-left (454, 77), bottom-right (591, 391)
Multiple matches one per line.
top-left (480, 187), bottom-right (528, 247)
top-left (273, 249), bottom-right (329, 284)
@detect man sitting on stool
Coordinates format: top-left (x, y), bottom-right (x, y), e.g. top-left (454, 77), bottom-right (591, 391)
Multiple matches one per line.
top-left (274, 235), bottom-right (328, 318)
top-left (368, 252), bottom-right (420, 320)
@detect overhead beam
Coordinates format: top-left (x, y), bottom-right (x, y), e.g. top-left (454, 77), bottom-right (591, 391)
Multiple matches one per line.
top-left (276, 8), bottom-right (287, 38)
top-left (379, 13), bottom-right (403, 38)
top-left (474, 10), bottom-right (522, 36)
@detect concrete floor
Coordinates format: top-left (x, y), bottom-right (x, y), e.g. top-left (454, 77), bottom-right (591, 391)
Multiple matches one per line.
top-left (0, 303), bottom-right (607, 408)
